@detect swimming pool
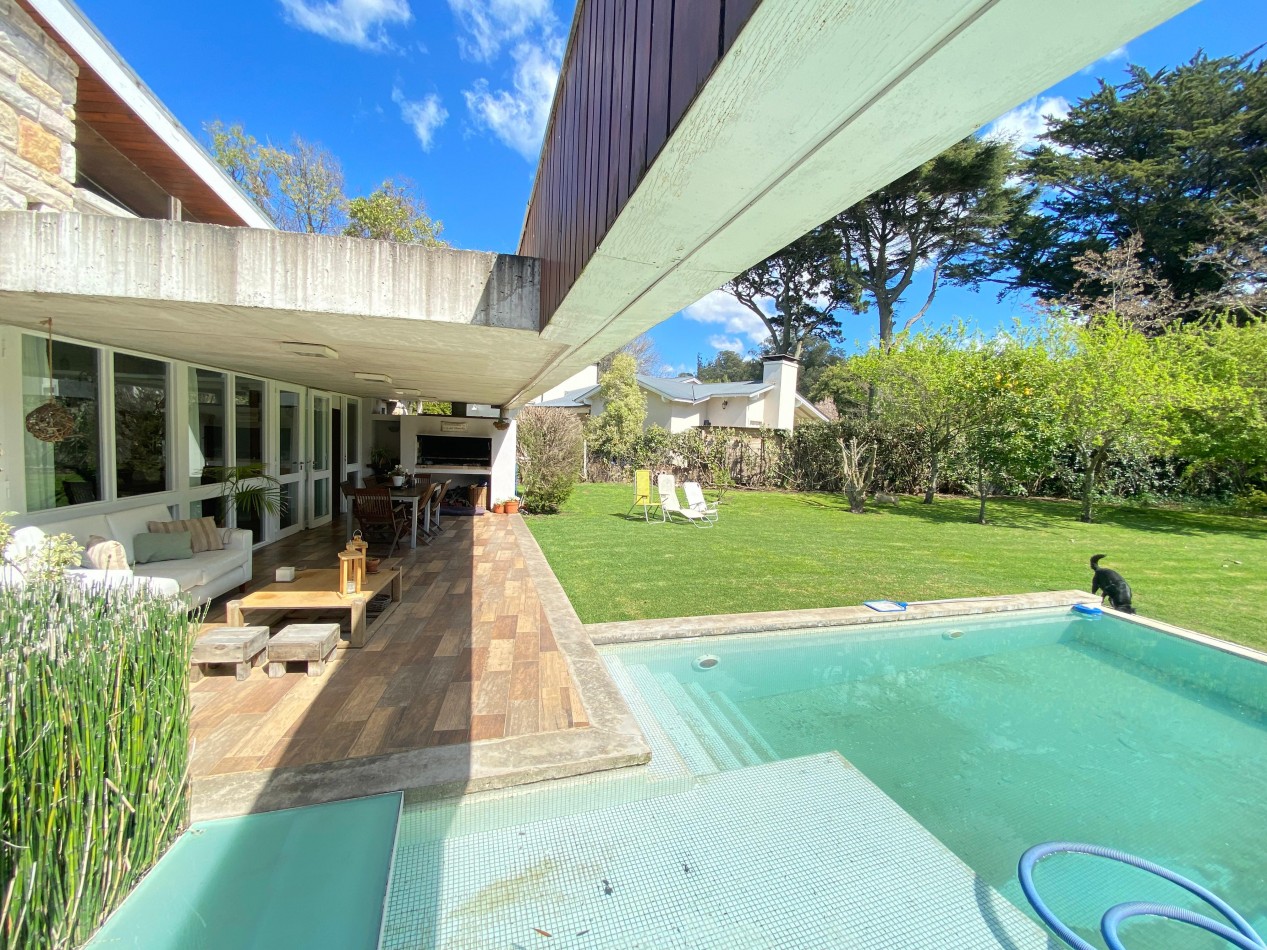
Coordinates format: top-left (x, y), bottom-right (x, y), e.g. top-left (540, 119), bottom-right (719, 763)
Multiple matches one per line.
top-left (602, 608), bottom-right (1267, 948)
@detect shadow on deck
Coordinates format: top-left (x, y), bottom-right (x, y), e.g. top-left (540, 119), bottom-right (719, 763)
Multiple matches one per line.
top-left (189, 514), bottom-right (648, 820)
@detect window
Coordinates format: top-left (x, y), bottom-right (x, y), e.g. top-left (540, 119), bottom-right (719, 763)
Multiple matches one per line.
top-left (22, 336), bottom-right (101, 510)
top-left (234, 377), bottom-right (265, 537)
top-left (235, 377), bottom-right (265, 468)
top-left (114, 353), bottom-right (170, 498)
top-left (346, 398), bottom-right (360, 465)
top-left (278, 389), bottom-right (301, 475)
top-left (188, 368), bottom-right (227, 487)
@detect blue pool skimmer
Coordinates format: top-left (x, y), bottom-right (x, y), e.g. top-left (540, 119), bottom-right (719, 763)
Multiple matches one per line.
top-left (1019, 841), bottom-right (1266, 950)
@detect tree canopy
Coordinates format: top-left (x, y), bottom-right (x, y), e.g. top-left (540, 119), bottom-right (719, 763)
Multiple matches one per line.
top-left (832, 136), bottom-right (1020, 346)
top-left (206, 121), bottom-right (445, 245)
top-left (723, 224), bottom-right (864, 357)
top-left (986, 52), bottom-right (1267, 313)
top-left (695, 350), bottom-right (759, 384)
top-left (344, 179), bottom-right (444, 245)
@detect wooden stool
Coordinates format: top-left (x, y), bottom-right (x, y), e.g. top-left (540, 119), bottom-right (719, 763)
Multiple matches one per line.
top-left (191, 626), bottom-right (268, 682)
top-left (267, 623), bottom-right (340, 678)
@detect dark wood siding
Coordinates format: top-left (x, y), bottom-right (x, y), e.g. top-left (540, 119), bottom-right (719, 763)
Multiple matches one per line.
top-left (519, 0), bottom-right (761, 327)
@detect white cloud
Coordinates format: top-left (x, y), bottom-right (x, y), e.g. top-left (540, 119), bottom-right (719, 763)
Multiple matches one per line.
top-left (681, 290), bottom-right (772, 348)
top-left (464, 39), bottom-right (560, 160)
top-left (447, 0), bottom-right (554, 61)
top-left (707, 335), bottom-right (745, 353)
top-left (278, 0), bottom-right (412, 50)
top-left (984, 96), bottom-right (1070, 152)
top-left (392, 87), bottom-right (447, 150)
top-left (1083, 45), bottom-right (1129, 74)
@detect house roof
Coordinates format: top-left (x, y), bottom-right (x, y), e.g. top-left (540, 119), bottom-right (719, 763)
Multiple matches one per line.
top-left (564, 373), bottom-right (830, 425)
top-left (20, 0), bottom-right (273, 228)
top-left (533, 387), bottom-right (593, 408)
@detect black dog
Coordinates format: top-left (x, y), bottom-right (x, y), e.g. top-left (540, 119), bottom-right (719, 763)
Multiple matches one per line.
top-left (1090, 554), bottom-right (1135, 613)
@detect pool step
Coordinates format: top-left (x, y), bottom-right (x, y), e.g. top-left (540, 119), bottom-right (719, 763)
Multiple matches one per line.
top-left (683, 682), bottom-right (767, 767)
top-left (601, 656), bottom-right (697, 779)
top-left (708, 689), bottom-right (780, 762)
top-left (653, 673), bottom-right (745, 771)
top-left (622, 664), bottom-right (719, 776)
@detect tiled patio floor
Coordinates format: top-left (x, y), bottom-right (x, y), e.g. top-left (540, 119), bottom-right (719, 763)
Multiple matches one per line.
top-left (190, 513), bottom-right (597, 813)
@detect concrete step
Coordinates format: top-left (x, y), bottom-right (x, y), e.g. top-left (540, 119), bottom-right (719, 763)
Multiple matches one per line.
top-left (683, 681), bottom-right (765, 767)
top-left (623, 664), bottom-right (718, 776)
top-left (709, 689), bottom-right (779, 762)
top-left (653, 672), bottom-right (743, 772)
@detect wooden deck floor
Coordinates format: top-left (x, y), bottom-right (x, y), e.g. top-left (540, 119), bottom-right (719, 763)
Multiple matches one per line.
top-left (190, 514), bottom-right (589, 782)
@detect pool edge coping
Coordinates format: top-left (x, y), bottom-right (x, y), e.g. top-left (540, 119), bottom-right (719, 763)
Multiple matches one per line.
top-left (586, 590), bottom-right (1103, 644)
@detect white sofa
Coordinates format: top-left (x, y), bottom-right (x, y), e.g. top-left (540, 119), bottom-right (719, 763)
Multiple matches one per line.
top-left (11, 503), bottom-right (252, 607)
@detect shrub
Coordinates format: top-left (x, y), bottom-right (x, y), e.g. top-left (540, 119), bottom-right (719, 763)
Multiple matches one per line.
top-left (1, 534), bottom-right (196, 949)
top-left (517, 406), bottom-right (584, 513)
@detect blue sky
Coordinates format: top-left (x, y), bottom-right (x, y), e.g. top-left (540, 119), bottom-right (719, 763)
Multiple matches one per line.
top-left (81, 0), bottom-right (1263, 377)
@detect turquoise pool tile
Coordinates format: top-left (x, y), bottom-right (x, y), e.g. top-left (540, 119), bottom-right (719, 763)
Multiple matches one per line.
top-left (89, 793), bottom-right (400, 950)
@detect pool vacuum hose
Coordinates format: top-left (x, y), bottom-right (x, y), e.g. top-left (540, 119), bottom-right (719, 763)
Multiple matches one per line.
top-left (1018, 841), bottom-right (1266, 950)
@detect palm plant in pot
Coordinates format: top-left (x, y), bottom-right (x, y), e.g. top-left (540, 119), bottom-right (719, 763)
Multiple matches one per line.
top-left (205, 465), bottom-right (285, 528)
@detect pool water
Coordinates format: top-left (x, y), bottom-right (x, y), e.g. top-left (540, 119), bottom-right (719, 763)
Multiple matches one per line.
top-left (604, 610), bottom-right (1267, 949)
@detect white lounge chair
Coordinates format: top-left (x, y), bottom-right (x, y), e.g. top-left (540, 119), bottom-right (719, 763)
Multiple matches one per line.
top-left (657, 474), bottom-right (712, 527)
top-left (683, 481), bottom-right (719, 522)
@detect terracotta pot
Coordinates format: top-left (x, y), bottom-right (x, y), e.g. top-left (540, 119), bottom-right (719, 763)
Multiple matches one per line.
top-left (365, 557), bottom-right (382, 574)
top-left (493, 503), bottom-right (506, 514)
top-left (504, 500), bottom-right (520, 514)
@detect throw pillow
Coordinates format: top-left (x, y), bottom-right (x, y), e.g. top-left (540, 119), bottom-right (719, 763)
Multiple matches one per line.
top-left (133, 532), bottom-right (194, 564)
top-left (147, 516), bottom-right (223, 554)
top-left (83, 535), bottom-right (129, 571)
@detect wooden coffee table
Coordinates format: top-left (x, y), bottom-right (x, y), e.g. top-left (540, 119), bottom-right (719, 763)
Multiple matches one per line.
top-left (225, 562), bottom-right (403, 648)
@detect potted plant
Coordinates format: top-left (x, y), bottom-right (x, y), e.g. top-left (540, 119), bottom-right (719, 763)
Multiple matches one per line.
top-left (504, 497), bottom-right (520, 514)
top-left (206, 465), bottom-right (284, 528)
top-left (369, 447), bottom-right (391, 478)
top-left (389, 465), bottom-right (408, 488)
top-left (492, 500), bottom-right (506, 514)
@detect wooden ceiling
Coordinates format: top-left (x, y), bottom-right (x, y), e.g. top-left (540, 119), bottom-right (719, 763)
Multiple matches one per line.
top-left (18, 0), bottom-right (253, 226)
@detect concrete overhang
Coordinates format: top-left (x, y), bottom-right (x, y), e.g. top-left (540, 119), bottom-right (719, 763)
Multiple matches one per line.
top-left (513, 0), bottom-right (1196, 404)
top-left (0, 212), bottom-right (552, 404)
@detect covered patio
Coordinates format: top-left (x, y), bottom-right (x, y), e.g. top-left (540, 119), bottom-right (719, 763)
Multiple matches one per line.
top-left (188, 514), bottom-right (648, 821)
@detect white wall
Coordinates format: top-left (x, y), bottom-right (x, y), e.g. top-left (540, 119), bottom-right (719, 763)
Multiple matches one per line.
top-left (532, 364), bottom-right (598, 403)
top-left (371, 411), bottom-right (517, 502)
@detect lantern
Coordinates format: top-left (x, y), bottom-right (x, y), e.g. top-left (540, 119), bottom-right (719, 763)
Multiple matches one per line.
top-left (346, 530), bottom-right (369, 559)
top-left (338, 549), bottom-right (365, 596)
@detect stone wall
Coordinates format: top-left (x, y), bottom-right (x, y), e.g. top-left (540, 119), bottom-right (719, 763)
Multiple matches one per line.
top-left (0, 0), bottom-right (76, 212)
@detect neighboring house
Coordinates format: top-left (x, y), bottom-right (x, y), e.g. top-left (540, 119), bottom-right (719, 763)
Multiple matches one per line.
top-left (532, 356), bottom-right (828, 433)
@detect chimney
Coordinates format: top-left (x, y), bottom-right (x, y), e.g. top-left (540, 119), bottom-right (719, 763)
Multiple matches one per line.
top-left (762, 355), bottom-right (800, 430)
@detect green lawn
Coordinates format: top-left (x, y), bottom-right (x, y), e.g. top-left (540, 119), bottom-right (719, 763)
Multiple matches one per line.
top-left (525, 483), bottom-right (1267, 649)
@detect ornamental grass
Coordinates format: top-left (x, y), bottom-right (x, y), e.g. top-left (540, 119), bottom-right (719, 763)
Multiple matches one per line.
top-left (1, 578), bottom-right (198, 949)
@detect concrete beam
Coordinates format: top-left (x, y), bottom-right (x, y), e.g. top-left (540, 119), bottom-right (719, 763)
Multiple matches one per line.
top-left (511, 0), bottom-right (1195, 404)
top-left (0, 212), bottom-right (540, 330)
top-left (0, 212), bottom-right (554, 405)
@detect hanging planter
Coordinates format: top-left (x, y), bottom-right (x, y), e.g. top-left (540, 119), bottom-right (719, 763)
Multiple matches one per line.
top-left (24, 318), bottom-right (75, 443)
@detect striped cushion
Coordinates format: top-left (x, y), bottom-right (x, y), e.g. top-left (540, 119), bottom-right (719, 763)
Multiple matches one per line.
top-left (147, 516), bottom-right (224, 554)
top-left (83, 535), bottom-right (129, 571)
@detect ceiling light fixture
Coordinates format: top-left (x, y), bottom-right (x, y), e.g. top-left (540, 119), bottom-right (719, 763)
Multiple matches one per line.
top-left (283, 342), bottom-right (339, 359)
top-left (353, 372), bottom-right (393, 384)
top-left (395, 388), bottom-right (422, 397)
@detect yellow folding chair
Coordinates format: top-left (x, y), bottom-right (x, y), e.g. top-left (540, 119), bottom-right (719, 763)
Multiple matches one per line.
top-left (628, 469), bottom-right (661, 522)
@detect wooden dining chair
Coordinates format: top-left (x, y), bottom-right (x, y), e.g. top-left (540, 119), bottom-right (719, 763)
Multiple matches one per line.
top-left (351, 487), bottom-right (410, 557)
top-left (426, 479), bottom-right (452, 536)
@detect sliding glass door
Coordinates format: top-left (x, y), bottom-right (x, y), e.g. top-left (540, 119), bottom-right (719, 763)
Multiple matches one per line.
top-left (275, 384), bottom-right (305, 540)
top-left (308, 391), bottom-right (333, 528)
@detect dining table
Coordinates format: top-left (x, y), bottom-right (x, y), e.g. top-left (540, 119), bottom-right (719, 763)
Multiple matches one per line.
top-left (345, 482), bottom-right (432, 549)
